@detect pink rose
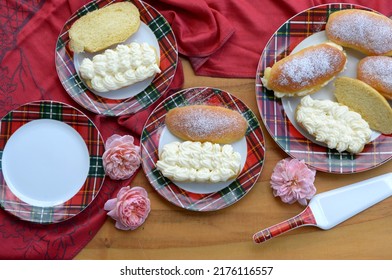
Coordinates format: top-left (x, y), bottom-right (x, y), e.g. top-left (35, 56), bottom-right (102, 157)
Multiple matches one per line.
top-left (104, 186), bottom-right (151, 230)
top-left (102, 134), bottom-right (141, 180)
top-left (270, 158), bottom-right (316, 206)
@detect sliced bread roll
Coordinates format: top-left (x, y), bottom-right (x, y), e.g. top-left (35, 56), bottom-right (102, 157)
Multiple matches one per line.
top-left (334, 76), bottom-right (392, 134)
top-left (69, 2), bottom-right (140, 53)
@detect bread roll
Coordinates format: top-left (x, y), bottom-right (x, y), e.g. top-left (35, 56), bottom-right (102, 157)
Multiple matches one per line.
top-left (326, 9), bottom-right (392, 56)
top-left (334, 77), bottom-right (392, 134)
top-left (69, 2), bottom-right (140, 53)
top-left (165, 105), bottom-right (248, 144)
top-left (357, 56), bottom-right (392, 100)
top-left (295, 95), bottom-right (371, 154)
top-left (261, 42), bottom-right (347, 97)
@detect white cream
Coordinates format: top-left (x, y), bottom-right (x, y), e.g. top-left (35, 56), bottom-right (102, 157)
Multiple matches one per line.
top-left (79, 42), bottom-right (161, 92)
top-left (296, 96), bottom-right (372, 154)
top-left (156, 141), bottom-right (242, 183)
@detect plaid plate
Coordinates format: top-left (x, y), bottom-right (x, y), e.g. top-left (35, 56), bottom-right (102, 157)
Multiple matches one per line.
top-left (55, 0), bottom-right (178, 116)
top-left (255, 3), bottom-right (392, 174)
top-left (141, 87), bottom-right (265, 211)
top-left (0, 101), bottom-right (105, 223)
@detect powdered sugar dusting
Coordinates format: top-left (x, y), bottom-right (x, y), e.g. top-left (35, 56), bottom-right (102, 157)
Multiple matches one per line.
top-left (276, 45), bottom-right (344, 90)
top-left (360, 57), bottom-right (392, 92)
top-left (328, 11), bottom-right (392, 54)
top-left (173, 107), bottom-right (243, 140)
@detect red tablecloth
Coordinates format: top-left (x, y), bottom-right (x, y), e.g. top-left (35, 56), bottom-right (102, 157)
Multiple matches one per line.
top-left (0, 0), bottom-right (391, 259)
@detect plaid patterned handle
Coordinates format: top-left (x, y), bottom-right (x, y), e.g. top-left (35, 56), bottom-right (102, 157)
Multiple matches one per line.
top-left (253, 206), bottom-right (317, 243)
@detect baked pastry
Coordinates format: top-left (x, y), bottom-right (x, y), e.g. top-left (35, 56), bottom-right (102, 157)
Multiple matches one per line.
top-left (156, 141), bottom-right (242, 183)
top-left (261, 42), bottom-right (347, 97)
top-left (165, 105), bottom-right (248, 144)
top-left (69, 2), bottom-right (140, 53)
top-left (357, 56), bottom-right (392, 100)
top-left (326, 9), bottom-right (392, 56)
top-left (334, 77), bottom-right (392, 134)
top-left (295, 95), bottom-right (371, 154)
top-left (78, 42), bottom-right (161, 92)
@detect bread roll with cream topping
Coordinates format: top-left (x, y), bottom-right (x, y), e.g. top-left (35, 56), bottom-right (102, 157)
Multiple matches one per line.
top-left (357, 56), bottom-right (392, 100)
top-left (261, 42), bottom-right (347, 97)
top-left (165, 105), bottom-right (248, 144)
top-left (326, 9), bottom-right (392, 56)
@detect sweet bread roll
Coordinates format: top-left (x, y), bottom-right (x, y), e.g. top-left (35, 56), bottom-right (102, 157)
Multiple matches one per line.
top-left (334, 77), bottom-right (392, 134)
top-left (261, 42), bottom-right (347, 97)
top-left (357, 56), bottom-right (392, 100)
top-left (295, 95), bottom-right (371, 154)
top-left (326, 9), bottom-right (392, 56)
top-left (165, 105), bottom-right (248, 144)
top-left (69, 2), bottom-right (140, 53)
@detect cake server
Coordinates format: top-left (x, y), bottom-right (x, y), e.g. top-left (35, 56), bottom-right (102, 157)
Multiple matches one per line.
top-left (253, 172), bottom-right (392, 243)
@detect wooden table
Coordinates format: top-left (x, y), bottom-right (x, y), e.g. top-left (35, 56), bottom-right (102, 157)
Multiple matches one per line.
top-left (75, 58), bottom-right (392, 260)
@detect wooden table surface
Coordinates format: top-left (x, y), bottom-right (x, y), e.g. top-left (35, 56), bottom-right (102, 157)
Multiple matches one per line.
top-left (75, 58), bottom-right (392, 260)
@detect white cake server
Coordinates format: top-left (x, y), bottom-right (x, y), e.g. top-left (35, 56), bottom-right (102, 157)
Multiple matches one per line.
top-left (253, 172), bottom-right (392, 243)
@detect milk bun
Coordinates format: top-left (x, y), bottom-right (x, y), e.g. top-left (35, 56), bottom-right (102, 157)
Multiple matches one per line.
top-left (165, 105), bottom-right (248, 144)
top-left (261, 42), bottom-right (347, 98)
top-left (326, 9), bottom-right (392, 56)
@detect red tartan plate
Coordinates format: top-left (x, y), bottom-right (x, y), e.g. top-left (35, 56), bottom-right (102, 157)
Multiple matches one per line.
top-left (141, 87), bottom-right (265, 211)
top-left (55, 0), bottom-right (178, 116)
top-left (255, 3), bottom-right (392, 173)
top-left (0, 101), bottom-right (105, 223)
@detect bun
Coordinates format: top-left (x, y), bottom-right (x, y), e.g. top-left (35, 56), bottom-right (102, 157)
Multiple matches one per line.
top-left (261, 42), bottom-right (347, 97)
top-left (295, 95), bottom-right (371, 154)
top-left (165, 105), bottom-right (248, 144)
top-left (69, 2), bottom-right (140, 53)
top-left (357, 56), bottom-right (392, 100)
top-left (326, 9), bottom-right (392, 56)
top-left (334, 77), bottom-right (392, 134)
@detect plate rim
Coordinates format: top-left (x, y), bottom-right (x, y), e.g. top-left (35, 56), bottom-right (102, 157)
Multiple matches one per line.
top-left (140, 86), bottom-right (266, 211)
top-left (255, 3), bottom-right (392, 174)
top-left (0, 100), bottom-right (106, 223)
top-left (55, 0), bottom-right (179, 116)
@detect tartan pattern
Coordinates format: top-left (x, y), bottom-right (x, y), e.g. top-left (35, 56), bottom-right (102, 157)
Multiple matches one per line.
top-left (141, 87), bottom-right (265, 211)
top-left (255, 4), bottom-right (392, 174)
top-left (0, 101), bottom-right (105, 223)
top-left (253, 206), bottom-right (316, 243)
top-left (55, 0), bottom-right (178, 116)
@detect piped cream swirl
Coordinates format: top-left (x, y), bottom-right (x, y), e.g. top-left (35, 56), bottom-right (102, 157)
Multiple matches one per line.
top-left (156, 141), bottom-right (242, 183)
top-left (79, 42), bottom-right (161, 92)
top-left (295, 96), bottom-right (372, 154)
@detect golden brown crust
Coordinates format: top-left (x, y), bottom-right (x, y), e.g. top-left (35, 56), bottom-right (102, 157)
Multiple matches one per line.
top-left (326, 9), bottom-right (392, 56)
top-left (165, 105), bottom-right (248, 144)
top-left (264, 43), bottom-right (346, 96)
top-left (357, 56), bottom-right (392, 100)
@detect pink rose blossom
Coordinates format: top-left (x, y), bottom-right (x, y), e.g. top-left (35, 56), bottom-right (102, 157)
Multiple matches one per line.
top-left (104, 186), bottom-right (151, 230)
top-left (103, 134), bottom-right (141, 180)
top-left (270, 158), bottom-right (316, 206)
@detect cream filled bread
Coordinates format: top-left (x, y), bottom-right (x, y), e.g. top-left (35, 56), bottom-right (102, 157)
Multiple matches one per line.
top-left (156, 141), bottom-right (242, 183)
top-left (326, 9), bottom-right (392, 56)
top-left (295, 95), bottom-right (371, 154)
top-left (357, 56), bottom-right (392, 100)
top-left (261, 42), bottom-right (347, 97)
top-left (79, 42), bottom-right (161, 92)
